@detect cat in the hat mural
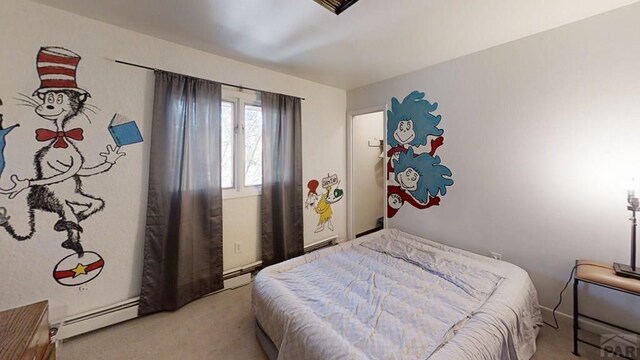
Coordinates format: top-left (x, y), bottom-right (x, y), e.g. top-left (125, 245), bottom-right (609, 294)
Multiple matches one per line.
top-left (0, 47), bottom-right (126, 256)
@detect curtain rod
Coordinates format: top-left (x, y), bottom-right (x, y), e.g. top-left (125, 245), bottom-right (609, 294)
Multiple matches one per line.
top-left (114, 59), bottom-right (306, 101)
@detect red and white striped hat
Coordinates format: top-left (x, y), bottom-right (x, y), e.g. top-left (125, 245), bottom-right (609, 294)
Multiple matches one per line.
top-left (33, 47), bottom-right (88, 96)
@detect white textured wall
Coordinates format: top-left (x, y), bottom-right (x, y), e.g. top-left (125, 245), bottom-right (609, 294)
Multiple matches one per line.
top-left (348, 3), bottom-right (640, 327)
top-left (222, 196), bottom-right (261, 270)
top-left (353, 112), bottom-right (384, 235)
top-left (0, 0), bottom-right (346, 321)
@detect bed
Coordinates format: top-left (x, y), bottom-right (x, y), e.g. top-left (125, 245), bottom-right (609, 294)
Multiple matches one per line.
top-left (252, 229), bottom-right (542, 360)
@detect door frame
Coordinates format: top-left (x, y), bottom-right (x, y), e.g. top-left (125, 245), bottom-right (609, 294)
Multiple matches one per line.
top-left (346, 105), bottom-right (387, 240)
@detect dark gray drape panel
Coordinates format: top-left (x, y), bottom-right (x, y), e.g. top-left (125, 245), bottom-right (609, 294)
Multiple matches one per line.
top-left (261, 93), bottom-right (304, 266)
top-left (139, 71), bottom-right (223, 316)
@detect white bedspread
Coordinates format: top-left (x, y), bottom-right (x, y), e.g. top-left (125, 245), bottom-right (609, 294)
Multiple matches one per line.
top-left (252, 229), bottom-right (542, 360)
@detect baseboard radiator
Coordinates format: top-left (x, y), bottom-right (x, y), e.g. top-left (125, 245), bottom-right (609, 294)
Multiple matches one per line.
top-left (54, 235), bottom-right (338, 340)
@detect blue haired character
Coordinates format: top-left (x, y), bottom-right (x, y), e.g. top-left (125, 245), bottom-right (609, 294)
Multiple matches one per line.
top-left (387, 185), bottom-right (440, 218)
top-left (392, 147), bottom-right (453, 208)
top-left (387, 91), bottom-right (445, 174)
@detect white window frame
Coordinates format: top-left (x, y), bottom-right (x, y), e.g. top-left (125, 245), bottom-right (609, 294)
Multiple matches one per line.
top-left (222, 88), bottom-right (262, 200)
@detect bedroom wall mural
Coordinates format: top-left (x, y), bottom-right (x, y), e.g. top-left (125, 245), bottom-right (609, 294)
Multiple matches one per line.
top-left (305, 173), bottom-right (344, 233)
top-left (386, 91), bottom-right (453, 218)
top-left (0, 46), bottom-right (142, 287)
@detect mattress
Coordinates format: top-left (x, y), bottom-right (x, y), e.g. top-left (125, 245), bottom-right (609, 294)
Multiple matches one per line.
top-left (252, 229), bottom-right (542, 360)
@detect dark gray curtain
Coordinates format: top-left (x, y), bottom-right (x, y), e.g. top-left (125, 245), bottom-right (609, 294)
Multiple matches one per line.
top-left (139, 70), bottom-right (223, 316)
top-left (261, 92), bottom-right (304, 266)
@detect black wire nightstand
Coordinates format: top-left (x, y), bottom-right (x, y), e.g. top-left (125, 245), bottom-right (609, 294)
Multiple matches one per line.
top-left (573, 260), bottom-right (640, 359)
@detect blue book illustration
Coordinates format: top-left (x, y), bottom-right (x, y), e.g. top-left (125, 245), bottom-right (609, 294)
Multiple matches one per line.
top-left (0, 99), bottom-right (19, 177)
top-left (0, 124), bottom-right (18, 177)
top-left (108, 113), bottom-right (143, 147)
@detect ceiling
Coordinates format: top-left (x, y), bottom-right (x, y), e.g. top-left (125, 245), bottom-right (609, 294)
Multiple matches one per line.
top-left (34, 0), bottom-right (640, 90)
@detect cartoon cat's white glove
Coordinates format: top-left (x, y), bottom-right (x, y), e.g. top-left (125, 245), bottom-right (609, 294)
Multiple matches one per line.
top-left (0, 175), bottom-right (30, 199)
top-left (100, 145), bottom-right (126, 165)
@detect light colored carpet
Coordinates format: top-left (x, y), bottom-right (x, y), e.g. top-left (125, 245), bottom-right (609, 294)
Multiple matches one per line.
top-left (60, 284), bottom-right (602, 359)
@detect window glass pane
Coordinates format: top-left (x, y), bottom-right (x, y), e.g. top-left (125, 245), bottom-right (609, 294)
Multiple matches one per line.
top-left (221, 101), bottom-right (234, 189)
top-left (244, 105), bottom-right (262, 186)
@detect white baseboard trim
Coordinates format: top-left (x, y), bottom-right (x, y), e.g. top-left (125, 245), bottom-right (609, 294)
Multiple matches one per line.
top-left (540, 305), bottom-right (571, 324)
top-left (222, 273), bottom-right (253, 291)
top-left (540, 305), bottom-right (631, 336)
top-left (223, 260), bottom-right (263, 280)
top-left (55, 273), bottom-right (254, 340)
top-left (54, 297), bottom-right (140, 340)
top-left (542, 306), bottom-right (640, 356)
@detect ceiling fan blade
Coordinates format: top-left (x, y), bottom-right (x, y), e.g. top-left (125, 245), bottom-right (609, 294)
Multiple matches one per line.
top-left (313, 0), bottom-right (361, 15)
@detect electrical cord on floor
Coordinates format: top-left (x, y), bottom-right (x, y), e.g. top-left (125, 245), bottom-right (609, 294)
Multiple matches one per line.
top-left (543, 265), bottom-right (577, 330)
top-left (543, 262), bottom-right (615, 330)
